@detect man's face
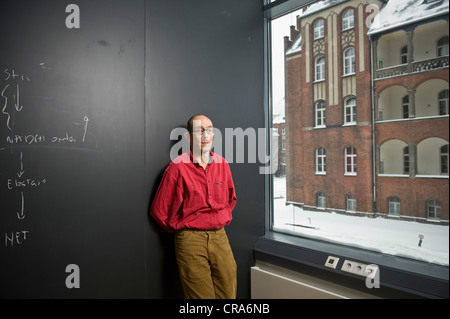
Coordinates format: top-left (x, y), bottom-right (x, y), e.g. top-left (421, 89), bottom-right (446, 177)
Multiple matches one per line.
top-left (190, 116), bottom-right (214, 155)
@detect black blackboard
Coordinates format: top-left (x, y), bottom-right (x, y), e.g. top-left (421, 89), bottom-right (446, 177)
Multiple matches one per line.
top-left (0, 0), bottom-right (147, 298)
top-left (1, 0), bottom-right (265, 299)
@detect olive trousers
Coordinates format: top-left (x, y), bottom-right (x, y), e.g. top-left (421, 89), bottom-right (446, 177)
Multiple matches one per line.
top-left (174, 228), bottom-right (237, 299)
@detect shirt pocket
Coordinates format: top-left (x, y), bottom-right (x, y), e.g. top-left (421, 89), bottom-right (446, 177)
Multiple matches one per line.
top-left (212, 181), bottom-right (228, 204)
top-left (183, 184), bottom-right (204, 208)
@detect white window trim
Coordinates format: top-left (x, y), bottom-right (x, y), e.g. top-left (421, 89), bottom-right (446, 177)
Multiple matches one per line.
top-left (342, 9), bottom-right (354, 31)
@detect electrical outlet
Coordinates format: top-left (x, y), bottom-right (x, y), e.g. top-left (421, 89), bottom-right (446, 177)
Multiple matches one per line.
top-left (341, 259), bottom-right (368, 277)
top-left (364, 264), bottom-right (379, 277)
top-left (325, 256), bottom-right (340, 269)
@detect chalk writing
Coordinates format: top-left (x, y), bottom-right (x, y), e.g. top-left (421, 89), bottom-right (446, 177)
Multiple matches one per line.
top-left (4, 231), bottom-right (29, 247)
top-left (7, 178), bottom-right (47, 190)
top-left (1, 63), bottom-right (92, 247)
top-left (4, 68), bottom-right (31, 82)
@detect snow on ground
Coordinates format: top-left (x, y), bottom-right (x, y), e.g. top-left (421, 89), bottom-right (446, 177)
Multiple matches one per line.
top-left (272, 177), bottom-right (449, 266)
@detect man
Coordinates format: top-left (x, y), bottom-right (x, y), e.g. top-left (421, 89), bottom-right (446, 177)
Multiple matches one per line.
top-left (150, 114), bottom-right (237, 299)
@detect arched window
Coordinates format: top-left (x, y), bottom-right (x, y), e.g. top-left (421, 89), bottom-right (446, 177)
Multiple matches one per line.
top-left (388, 197), bottom-right (400, 216)
top-left (314, 19), bottom-right (324, 39)
top-left (427, 199), bottom-right (441, 219)
top-left (315, 56), bottom-right (325, 81)
top-left (344, 146), bottom-right (357, 175)
top-left (316, 147), bottom-right (326, 174)
top-left (342, 9), bottom-right (354, 30)
top-left (437, 36), bottom-right (449, 56)
top-left (343, 47), bottom-right (355, 75)
top-left (314, 100), bottom-right (326, 127)
top-left (344, 96), bottom-right (356, 124)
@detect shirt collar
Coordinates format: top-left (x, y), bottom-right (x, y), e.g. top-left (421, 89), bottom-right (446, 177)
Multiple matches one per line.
top-left (189, 150), bottom-right (214, 166)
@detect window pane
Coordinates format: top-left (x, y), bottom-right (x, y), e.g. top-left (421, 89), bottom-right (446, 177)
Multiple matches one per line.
top-left (342, 9), bottom-right (354, 30)
top-left (269, 0), bottom-right (448, 268)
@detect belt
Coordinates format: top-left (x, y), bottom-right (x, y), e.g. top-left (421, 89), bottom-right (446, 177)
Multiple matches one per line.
top-left (179, 227), bottom-right (223, 232)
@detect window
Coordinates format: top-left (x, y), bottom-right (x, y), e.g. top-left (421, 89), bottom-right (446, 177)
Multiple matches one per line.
top-left (266, 1), bottom-right (448, 294)
top-left (343, 47), bottom-right (355, 75)
top-left (344, 146), bottom-right (357, 175)
top-left (388, 197), bottom-right (401, 216)
top-left (314, 19), bottom-right (324, 39)
top-left (315, 56), bottom-right (325, 81)
top-left (403, 146), bottom-right (410, 174)
top-left (441, 145), bottom-right (449, 174)
top-left (344, 97), bottom-right (356, 124)
top-left (346, 195), bottom-right (356, 212)
top-left (342, 9), bottom-right (354, 31)
top-left (402, 95), bottom-right (409, 118)
top-left (437, 36), bottom-right (449, 56)
top-left (439, 89), bottom-right (449, 115)
top-left (317, 192), bottom-right (326, 208)
top-left (428, 199), bottom-right (441, 219)
top-left (314, 100), bottom-right (326, 127)
top-left (316, 147), bottom-right (326, 174)
top-left (400, 45), bottom-right (408, 64)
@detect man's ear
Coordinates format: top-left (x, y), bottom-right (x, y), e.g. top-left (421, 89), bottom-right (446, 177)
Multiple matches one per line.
top-left (184, 131), bottom-right (191, 141)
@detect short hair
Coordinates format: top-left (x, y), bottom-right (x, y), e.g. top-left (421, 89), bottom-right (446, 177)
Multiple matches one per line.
top-left (186, 114), bottom-right (209, 132)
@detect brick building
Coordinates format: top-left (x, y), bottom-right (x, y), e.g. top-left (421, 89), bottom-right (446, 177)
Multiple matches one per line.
top-left (283, 0), bottom-right (448, 222)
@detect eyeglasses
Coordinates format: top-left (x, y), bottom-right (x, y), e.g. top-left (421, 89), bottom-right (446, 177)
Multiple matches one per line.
top-left (191, 127), bottom-right (214, 135)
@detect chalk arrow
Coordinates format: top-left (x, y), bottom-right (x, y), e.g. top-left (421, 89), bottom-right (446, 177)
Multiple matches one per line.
top-left (82, 116), bottom-right (89, 142)
top-left (17, 152), bottom-right (25, 177)
top-left (17, 191), bottom-right (25, 220)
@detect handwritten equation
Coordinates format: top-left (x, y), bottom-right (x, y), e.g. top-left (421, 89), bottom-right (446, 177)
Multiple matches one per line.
top-left (1, 64), bottom-right (91, 247)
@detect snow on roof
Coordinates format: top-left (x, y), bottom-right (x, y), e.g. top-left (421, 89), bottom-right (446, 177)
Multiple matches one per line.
top-left (286, 32), bottom-right (302, 55)
top-left (368, 0), bottom-right (449, 35)
top-left (301, 0), bottom-right (348, 17)
top-left (285, 0), bottom-right (350, 55)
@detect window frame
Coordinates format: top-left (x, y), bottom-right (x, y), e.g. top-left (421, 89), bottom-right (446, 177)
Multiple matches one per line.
top-left (403, 146), bottom-right (410, 175)
top-left (314, 55), bottom-right (325, 82)
top-left (317, 191), bottom-right (326, 208)
top-left (400, 45), bottom-right (408, 64)
top-left (314, 19), bottom-right (324, 40)
top-left (346, 194), bottom-right (357, 212)
top-left (388, 197), bottom-right (401, 216)
top-left (437, 35), bottom-right (449, 57)
top-left (344, 146), bottom-right (357, 176)
top-left (342, 8), bottom-right (354, 31)
top-left (315, 147), bottom-right (326, 175)
top-left (402, 94), bottom-right (409, 118)
top-left (441, 144), bottom-right (449, 174)
top-left (438, 89), bottom-right (449, 116)
top-left (427, 199), bottom-right (441, 219)
top-left (262, 0), bottom-right (449, 299)
top-left (343, 47), bottom-right (355, 76)
top-left (344, 96), bottom-right (356, 125)
top-left (314, 100), bottom-right (326, 128)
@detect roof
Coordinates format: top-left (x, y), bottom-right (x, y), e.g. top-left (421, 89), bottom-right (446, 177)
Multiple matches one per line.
top-left (368, 0), bottom-right (449, 35)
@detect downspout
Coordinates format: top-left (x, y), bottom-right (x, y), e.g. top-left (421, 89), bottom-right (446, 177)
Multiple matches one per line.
top-left (369, 34), bottom-right (377, 216)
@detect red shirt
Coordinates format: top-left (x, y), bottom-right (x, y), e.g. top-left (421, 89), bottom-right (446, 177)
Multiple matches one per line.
top-left (150, 151), bottom-right (237, 233)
